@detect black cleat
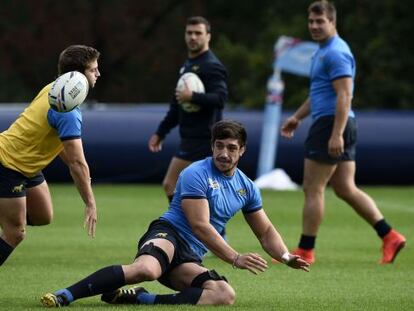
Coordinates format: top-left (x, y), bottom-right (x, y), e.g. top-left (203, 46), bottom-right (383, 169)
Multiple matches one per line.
top-left (101, 287), bottom-right (148, 304)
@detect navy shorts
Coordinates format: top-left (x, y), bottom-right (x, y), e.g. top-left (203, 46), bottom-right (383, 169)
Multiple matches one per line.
top-left (305, 115), bottom-right (357, 164)
top-left (0, 162), bottom-right (45, 198)
top-left (136, 219), bottom-right (202, 289)
top-left (175, 138), bottom-right (211, 162)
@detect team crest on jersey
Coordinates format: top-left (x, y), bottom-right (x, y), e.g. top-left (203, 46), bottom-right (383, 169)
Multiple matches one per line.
top-left (208, 178), bottom-right (220, 189)
top-left (181, 102), bottom-right (201, 113)
top-left (237, 189), bottom-right (247, 197)
top-left (191, 65), bottom-right (200, 72)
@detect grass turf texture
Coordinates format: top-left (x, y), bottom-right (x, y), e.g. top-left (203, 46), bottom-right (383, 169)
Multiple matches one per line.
top-left (1, 185), bottom-right (413, 311)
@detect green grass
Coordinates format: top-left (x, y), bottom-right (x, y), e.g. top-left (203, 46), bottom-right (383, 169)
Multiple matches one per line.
top-left (1, 185), bottom-right (413, 311)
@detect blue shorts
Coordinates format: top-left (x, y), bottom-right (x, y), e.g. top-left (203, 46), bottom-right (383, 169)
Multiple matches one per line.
top-left (175, 138), bottom-right (211, 162)
top-left (136, 219), bottom-right (202, 289)
top-left (305, 115), bottom-right (357, 164)
top-left (0, 162), bottom-right (45, 198)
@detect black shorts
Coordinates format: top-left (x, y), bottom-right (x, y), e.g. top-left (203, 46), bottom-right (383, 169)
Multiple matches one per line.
top-left (175, 138), bottom-right (211, 162)
top-left (305, 115), bottom-right (357, 164)
top-left (136, 219), bottom-right (202, 289)
top-left (0, 162), bottom-right (45, 198)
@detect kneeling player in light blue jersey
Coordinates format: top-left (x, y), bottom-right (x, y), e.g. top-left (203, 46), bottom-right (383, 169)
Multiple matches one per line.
top-left (41, 120), bottom-right (309, 308)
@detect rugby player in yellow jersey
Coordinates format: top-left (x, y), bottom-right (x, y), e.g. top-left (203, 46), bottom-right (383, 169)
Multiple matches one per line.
top-left (0, 45), bottom-right (100, 266)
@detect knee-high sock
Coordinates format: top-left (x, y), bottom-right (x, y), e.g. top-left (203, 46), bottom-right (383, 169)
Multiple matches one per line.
top-left (0, 237), bottom-right (14, 266)
top-left (57, 265), bottom-right (126, 302)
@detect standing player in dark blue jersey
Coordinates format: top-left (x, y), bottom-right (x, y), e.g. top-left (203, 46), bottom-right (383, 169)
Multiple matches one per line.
top-left (148, 16), bottom-right (228, 203)
top-left (41, 120), bottom-right (309, 308)
top-left (280, 1), bottom-right (405, 265)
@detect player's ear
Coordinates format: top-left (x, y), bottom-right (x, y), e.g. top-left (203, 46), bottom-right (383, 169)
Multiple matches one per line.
top-left (239, 145), bottom-right (246, 157)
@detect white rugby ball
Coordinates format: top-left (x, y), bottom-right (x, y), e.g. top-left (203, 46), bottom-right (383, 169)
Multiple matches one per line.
top-left (176, 72), bottom-right (205, 93)
top-left (48, 71), bottom-right (89, 112)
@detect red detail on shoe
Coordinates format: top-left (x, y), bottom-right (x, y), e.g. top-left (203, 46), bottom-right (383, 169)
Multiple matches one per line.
top-left (291, 248), bottom-right (315, 264)
top-left (271, 248), bottom-right (315, 264)
top-left (380, 229), bottom-right (406, 264)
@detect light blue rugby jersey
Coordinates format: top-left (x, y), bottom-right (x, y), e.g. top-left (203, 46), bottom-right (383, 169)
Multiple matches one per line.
top-left (47, 107), bottom-right (82, 139)
top-left (309, 35), bottom-right (355, 120)
top-left (160, 157), bottom-right (262, 259)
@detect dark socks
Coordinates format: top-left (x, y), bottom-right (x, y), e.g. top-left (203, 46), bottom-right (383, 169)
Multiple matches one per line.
top-left (0, 237), bottom-right (14, 266)
top-left (374, 219), bottom-right (392, 238)
top-left (140, 288), bottom-right (203, 305)
top-left (59, 265), bottom-right (126, 302)
top-left (298, 234), bottom-right (316, 250)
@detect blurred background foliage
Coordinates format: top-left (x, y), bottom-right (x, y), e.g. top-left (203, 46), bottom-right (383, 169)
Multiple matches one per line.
top-left (0, 0), bottom-right (413, 109)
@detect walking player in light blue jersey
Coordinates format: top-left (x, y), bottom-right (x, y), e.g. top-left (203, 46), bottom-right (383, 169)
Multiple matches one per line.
top-left (279, 0), bottom-right (405, 265)
top-left (41, 120), bottom-right (309, 308)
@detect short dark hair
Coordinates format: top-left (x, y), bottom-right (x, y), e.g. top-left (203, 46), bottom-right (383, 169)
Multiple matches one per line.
top-left (211, 120), bottom-right (247, 147)
top-left (58, 45), bottom-right (100, 75)
top-left (308, 1), bottom-right (337, 23)
top-left (186, 16), bottom-right (211, 33)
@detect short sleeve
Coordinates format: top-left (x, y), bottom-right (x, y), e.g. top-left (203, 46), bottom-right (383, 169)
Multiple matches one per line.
top-left (180, 165), bottom-right (209, 199)
top-left (325, 50), bottom-right (354, 81)
top-left (242, 182), bottom-right (263, 214)
top-left (47, 107), bottom-right (82, 140)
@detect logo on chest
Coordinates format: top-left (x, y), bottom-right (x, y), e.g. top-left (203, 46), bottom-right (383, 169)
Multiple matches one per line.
top-left (237, 188), bottom-right (247, 197)
top-left (208, 178), bottom-right (220, 189)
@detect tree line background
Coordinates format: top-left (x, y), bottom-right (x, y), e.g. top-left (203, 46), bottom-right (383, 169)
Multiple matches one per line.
top-left (1, 0), bottom-right (413, 110)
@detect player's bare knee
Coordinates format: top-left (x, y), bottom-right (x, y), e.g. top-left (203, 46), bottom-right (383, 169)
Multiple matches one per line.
top-left (128, 263), bottom-right (161, 283)
top-left (123, 262), bottom-right (159, 284)
top-left (217, 281), bottom-right (236, 305)
top-left (29, 215), bottom-right (52, 226)
top-left (302, 184), bottom-right (313, 195)
top-left (26, 207), bottom-right (53, 226)
top-left (37, 213), bottom-right (53, 225)
top-left (134, 242), bottom-right (168, 281)
top-left (304, 184), bottom-right (324, 198)
top-left (138, 264), bottom-right (160, 281)
top-left (4, 226), bottom-right (26, 246)
top-left (333, 185), bottom-right (354, 201)
top-left (209, 281), bottom-right (235, 305)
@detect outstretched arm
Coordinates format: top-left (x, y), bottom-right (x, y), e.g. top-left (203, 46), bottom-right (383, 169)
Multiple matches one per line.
top-left (244, 209), bottom-right (310, 271)
top-left (182, 198), bottom-right (267, 274)
top-left (60, 139), bottom-right (97, 237)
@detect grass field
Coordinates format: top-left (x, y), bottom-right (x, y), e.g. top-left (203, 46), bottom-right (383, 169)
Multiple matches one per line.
top-left (1, 184), bottom-right (413, 311)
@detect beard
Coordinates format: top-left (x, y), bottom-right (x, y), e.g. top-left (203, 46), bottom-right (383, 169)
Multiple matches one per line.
top-left (187, 42), bottom-right (204, 54)
top-left (214, 157), bottom-right (238, 176)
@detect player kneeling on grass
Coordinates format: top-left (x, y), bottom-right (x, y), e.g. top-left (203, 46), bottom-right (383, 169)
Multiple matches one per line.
top-left (41, 120), bottom-right (309, 307)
